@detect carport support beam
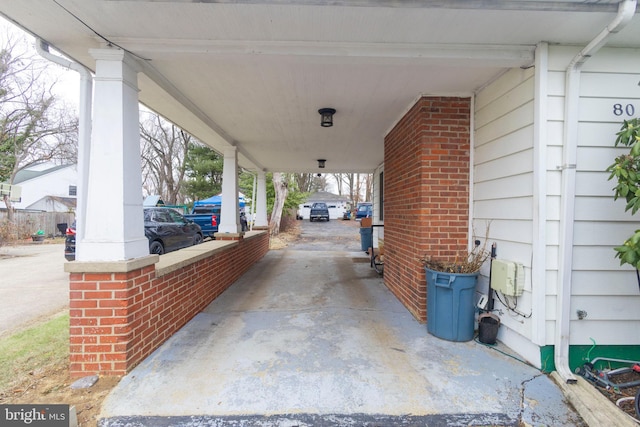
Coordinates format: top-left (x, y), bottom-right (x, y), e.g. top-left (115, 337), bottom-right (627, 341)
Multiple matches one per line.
top-left (217, 146), bottom-right (242, 235)
top-left (254, 171), bottom-right (268, 229)
top-left (79, 48), bottom-right (148, 261)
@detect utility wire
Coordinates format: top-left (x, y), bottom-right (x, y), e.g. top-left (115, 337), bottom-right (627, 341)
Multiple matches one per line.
top-left (52, 0), bottom-right (150, 61)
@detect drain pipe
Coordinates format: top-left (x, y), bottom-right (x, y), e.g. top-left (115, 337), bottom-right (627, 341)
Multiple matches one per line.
top-left (35, 40), bottom-right (93, 246)
top-left (250, 172), bottom-right (257, 231)
top-left (555, 0), bottom-right (637, 384)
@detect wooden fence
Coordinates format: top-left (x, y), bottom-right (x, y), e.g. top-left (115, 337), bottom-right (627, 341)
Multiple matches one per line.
top-left (0, 210), bottom-right (75, 239)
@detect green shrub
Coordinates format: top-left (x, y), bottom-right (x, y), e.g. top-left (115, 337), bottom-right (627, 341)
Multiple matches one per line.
top-left (606, 118), bottom-right (640, 269)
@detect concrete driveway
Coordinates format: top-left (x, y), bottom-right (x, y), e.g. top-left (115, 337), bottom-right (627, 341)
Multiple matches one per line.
top-left (99, 219), bottom-right (586, 426)
top-left (0, 242), bottom-right (69, 337)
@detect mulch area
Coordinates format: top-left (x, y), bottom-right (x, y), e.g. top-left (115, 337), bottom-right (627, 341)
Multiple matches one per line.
top-left (580, 365), bottom-right (640, 421)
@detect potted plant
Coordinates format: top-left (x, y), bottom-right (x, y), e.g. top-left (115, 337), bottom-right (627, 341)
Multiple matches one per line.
top-left (419, 237), bottom-right (491, 342)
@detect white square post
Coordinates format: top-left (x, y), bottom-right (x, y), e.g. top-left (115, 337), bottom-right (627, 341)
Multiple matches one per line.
top-left (77, 48), bottom-right (148, 261)
top-left (218, 146), bottom-right (241, 234)
top-left (254, 170), bottom-right (269, 228)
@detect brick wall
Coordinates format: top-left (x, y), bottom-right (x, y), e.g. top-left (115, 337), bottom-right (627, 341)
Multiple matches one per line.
top-left (383, 96), bottom-right (471, 322)
top-left (69, 232), bottom-right (270, 377)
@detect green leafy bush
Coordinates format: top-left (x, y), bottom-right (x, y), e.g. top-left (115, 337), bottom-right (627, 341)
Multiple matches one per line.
top-left (606, 118), bottom-right (640, 268)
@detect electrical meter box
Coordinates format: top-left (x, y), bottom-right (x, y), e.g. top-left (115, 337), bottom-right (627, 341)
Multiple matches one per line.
top-left (490, 259), bottom-right (524, 296)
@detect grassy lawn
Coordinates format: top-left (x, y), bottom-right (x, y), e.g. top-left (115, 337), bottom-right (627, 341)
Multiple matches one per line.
top-left (0, 313), bottom-right (69, 391)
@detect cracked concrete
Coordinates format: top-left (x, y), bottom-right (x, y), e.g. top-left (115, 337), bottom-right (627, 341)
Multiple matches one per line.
top-left (99, 220), bottom-right (586, 426)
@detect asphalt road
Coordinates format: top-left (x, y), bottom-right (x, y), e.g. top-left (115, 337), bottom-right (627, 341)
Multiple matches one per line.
top-left (291, 217), bottom-right (362, 252)
top-left (0, 242), bottom-right (69, 337)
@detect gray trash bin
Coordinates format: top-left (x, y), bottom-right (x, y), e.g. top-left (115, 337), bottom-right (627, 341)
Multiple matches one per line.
top-left (360, 227), bottom-right (373, 252)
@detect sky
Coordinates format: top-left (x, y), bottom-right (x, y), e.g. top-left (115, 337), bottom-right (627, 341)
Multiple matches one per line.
top-left (0, 16), bottom-right (80, 112)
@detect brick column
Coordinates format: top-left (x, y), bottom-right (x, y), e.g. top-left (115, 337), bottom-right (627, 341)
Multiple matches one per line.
top-left (383, 97), bottom-right (471, 322)
top-left (68, 257), bottom-right (157, 376)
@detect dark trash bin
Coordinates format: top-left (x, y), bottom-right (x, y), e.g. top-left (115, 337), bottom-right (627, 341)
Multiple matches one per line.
top-left (478, 312), bottom-right (500, 345)
top-left (425, 268), bottom-right (478, 342)
top-left (360, 227), bottom-right (372, 252)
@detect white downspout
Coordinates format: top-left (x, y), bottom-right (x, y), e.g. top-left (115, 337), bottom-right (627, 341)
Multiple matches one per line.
top-left (555, 0), bottom-right (636, 383)
top-left (250, 172), bottom-right (257, 231)
top-left (35, 40), bottom-right (93, 246)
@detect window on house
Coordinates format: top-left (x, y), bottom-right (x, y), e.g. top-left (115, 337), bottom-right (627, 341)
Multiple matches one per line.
top-left (69, 185), bottom-right (77, 196)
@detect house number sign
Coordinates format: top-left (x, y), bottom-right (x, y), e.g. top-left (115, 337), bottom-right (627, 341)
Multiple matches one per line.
top-left (613, 103), bottom-right (636, 117)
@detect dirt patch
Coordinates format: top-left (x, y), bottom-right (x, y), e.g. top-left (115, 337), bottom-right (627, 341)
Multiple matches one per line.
top-left (269, 220), bottom-right (302, 249)
top-left (0, 361), bottom-right (120, 426)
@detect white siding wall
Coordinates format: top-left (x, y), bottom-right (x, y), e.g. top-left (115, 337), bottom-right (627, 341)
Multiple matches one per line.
top-left (548, 46), bottom-right (640, 346)
top-left (13, 165), bottom-right (77, 211)
top-left (475, 46), bottom-right (640, 358)
top-left (474, 67), bottom-right (537, 352)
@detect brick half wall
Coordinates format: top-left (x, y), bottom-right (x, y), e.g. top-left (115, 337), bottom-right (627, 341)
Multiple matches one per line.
top-left (68, 231), bottom-right (270, 377)
top-left (383, 97), bottom-right (471, 322)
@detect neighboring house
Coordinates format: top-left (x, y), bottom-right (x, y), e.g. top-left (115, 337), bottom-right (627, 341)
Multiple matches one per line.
top-left (298, 191), bottom-right (349, 220)
top-left (12, 164), bottom-right (77, 212)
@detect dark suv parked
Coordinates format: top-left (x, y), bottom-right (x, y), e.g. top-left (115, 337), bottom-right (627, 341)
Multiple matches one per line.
top-left (65, 207), bottom-right (203, 260)
top-left (309, 202), bottom-right (330, 222)
top-left (145, 207), bottom-right (203, 254)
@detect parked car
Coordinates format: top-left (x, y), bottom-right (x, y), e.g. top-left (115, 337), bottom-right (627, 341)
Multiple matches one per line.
top-left (184, 205), bottom-right (220, 238)
top-left (64, 208), bottom-right (204, 260)
top-left (64, 222), bottom-right (76, 261)
top-left (145, 207), bottom-right (204, 254)
top-left (309, 202), bottom-right (330, 222)
top-left (355, 203), bottom-right (372, 220)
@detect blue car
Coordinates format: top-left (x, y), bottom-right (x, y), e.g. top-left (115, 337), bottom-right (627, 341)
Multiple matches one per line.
top-left (355, 203), bottom-right (372, 220)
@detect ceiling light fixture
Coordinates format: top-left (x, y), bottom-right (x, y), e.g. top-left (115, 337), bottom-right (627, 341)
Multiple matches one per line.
top-left (317, 159), bottom-right (326, 168)
top-left (318, 108), bottom-right (336, 127)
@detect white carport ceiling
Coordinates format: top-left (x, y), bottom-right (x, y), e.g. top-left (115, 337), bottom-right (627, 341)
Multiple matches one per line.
top-left (1, 1), bottom-right (639, 173)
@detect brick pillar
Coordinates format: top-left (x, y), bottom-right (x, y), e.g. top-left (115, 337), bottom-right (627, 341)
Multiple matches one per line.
top-left (383, 97), bottom-right (471, 322)
top-left (68, 258), bottom-right (157, 377)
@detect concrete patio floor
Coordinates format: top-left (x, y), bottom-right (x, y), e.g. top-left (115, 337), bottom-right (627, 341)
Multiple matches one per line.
top-left (98, 220), bottom-right (587, 426)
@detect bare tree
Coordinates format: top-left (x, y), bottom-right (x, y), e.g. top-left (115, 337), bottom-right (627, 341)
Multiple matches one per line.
top-left (311, 174), bottom-right (328, 192)
top-left (293, 173), bottom-right (314, 193)
top-left (332, 173), bottom-right (344, 196)
top-left (140, 111), bottom-right (189, 205)
top-left (363, 173), bottom-right (373, 202)
top-left (269, 172), bottom-right (288, 237)
top-left (0, 31), bottom-right (78, 220)
top-left (329, 172), bottom-right (373, 205)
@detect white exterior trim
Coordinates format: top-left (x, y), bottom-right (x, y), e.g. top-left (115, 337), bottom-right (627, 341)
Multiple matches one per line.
top-left (531, 42), bottom-right (548, 347)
